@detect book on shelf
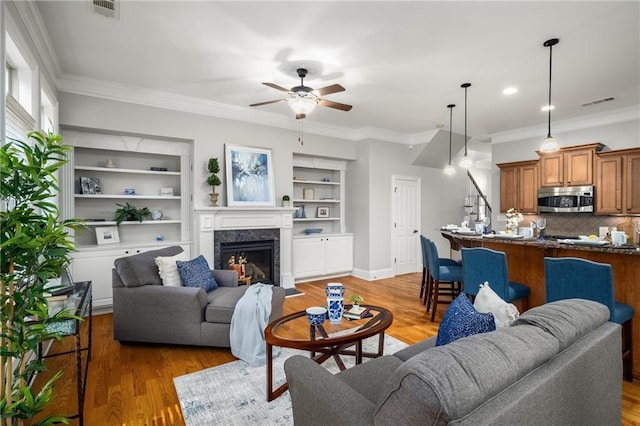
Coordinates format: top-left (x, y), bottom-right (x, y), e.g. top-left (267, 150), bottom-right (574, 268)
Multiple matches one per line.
top-left (344, 307), bottom-right (372, 320)
top-left (45, 294), bottom-right (68, 302)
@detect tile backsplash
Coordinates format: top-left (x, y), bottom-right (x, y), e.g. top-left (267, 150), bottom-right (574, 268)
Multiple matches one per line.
top-left (522, 213), bottom-right (640, 244)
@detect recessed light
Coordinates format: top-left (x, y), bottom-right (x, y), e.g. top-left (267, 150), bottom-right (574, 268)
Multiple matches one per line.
top-left (541, 105), bottom-right (555, 112)
top-left (502, 87), bottom-right (518, 95)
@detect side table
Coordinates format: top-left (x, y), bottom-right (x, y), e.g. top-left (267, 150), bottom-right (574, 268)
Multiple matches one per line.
top-left (40, 281), bottom-right (93, 426)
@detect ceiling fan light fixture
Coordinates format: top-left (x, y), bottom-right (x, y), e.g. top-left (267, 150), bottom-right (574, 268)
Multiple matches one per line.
top-left (541, 38), bottom-right (560, 152)
top-left (288, 97), bottom-right (318, 116)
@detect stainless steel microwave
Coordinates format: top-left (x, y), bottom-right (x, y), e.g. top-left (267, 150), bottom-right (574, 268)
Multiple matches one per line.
top-left (537, 186), bottom-right (594, 213)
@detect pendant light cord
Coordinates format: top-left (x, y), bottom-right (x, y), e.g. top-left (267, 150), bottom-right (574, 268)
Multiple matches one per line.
top-left (464, 86), bottom-right (468, 156)
top-left (298, 121), bottom-right (304, 146)
top-left (448, 104), bottom-right (455, 165)
top-left (547, 42), bottom-right (553, 138)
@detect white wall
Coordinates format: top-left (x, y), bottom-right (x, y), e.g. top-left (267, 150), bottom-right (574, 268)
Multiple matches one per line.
top-left (59, 93), bottom-right (473, 279)
top-left (59, 93), bottom-right (357, 208)
top-left (355, 139), bottom-right (469, 277)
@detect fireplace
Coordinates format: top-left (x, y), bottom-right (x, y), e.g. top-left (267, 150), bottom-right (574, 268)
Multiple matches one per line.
top-left (194, 207), bottom-right (295, 289)
top-left (219, 240), bottom-right (274, 284)
top-left (214, 228), bottom-right (280, 285)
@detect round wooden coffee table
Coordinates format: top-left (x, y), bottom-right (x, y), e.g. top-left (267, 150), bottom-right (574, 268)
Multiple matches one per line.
top-left (264, 305), bottom-right (393, 401)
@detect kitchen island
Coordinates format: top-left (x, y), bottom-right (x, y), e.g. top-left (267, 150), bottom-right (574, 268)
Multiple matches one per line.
top-left (441, 230), bottom-right (639, 380)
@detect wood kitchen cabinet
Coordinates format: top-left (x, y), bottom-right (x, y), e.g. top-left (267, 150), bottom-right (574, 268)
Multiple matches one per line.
top-left (596, 148), bottom-right (640, 214)
top-left (497, 160), bottom-right (538, 213)
top-left (538, 143), bottom-right (604, 187)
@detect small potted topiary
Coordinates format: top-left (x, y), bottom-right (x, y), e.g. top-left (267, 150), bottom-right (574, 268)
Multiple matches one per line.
top-left (282, 195), bottom-right (292, 208)
top-left (207, 158), bottom-right (222, 206)
top-left (348, 294), bottom-right (364, 312)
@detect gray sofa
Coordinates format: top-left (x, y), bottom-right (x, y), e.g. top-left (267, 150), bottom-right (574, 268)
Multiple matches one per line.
top-left (112, 246), bottom-right (285, 347)
top-left (284, 299), bottom-right (622, 425)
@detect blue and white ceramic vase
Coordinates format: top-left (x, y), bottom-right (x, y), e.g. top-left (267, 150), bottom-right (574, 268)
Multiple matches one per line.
top-left (325, 282), bottom-right (345, 323)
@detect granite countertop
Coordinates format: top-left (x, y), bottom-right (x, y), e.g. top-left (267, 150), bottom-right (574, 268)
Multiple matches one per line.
top-left (441, 230), bottom-right (640, 256)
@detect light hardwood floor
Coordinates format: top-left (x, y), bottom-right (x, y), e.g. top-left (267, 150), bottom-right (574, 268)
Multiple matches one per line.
top-left (36, 273), bottom-right (640, 425)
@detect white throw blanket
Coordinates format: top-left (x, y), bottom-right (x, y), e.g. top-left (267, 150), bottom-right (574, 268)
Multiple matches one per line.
top-left (230, 283), bottom-right (280, 366)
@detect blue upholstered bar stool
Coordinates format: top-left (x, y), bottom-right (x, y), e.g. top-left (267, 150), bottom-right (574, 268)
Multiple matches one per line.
top-left (460, 247), bottom-right (530, 310)
top-left (544, 257), bottom-right (634, 381)
top-left (420, 236), bottom-right (460, 305)
top-left (426, 240), bottom-right (463, 322)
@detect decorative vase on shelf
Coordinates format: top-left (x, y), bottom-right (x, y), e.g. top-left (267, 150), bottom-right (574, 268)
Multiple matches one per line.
top-left (325, 283), bottom-right (345, 323)
top-left (209, 191), bottom-right (219, 207)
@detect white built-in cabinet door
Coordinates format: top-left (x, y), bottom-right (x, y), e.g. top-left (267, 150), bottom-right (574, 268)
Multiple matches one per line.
top-left (71, 244), bottom-right (191, 310)
top-left (324, 235), bottom-right (354, 275)
top-left (292, 237), bottom-right (325, 279)
top-left (292, 234), bottom-right (353, 279)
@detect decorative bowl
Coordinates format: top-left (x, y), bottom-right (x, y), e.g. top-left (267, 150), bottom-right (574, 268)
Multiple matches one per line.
top-left (304, 228), bottom-right (323, 235)
top-left (305, 306), bottom-right (327, 326)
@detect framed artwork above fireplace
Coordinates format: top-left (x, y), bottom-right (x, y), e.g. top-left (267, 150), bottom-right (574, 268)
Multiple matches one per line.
top-left (225, 144), bottom-right (275, 207)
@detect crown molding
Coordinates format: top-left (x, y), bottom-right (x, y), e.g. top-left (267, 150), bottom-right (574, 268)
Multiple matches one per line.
top-left (12, 1), bottom-right (62, 82)
top-left (57, 73), bottom-right (416, 144)
top-left (490, 105), bottom-right (640, 145)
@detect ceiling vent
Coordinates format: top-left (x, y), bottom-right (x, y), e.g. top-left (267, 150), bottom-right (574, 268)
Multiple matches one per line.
top-left (581, 97), bottom-right (615, 107)
top-left (92, 0), bottom-right (119, 19)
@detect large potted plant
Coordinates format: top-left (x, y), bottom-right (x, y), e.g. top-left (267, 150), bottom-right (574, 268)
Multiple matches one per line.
top-left (206, 157), bottom-right (222, 207)
top-left (1, 131), bottom-right (83, 425)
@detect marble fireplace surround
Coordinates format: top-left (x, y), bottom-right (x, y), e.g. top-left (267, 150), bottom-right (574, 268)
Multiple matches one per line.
top-left (194, 207), bottom-right (296, 289)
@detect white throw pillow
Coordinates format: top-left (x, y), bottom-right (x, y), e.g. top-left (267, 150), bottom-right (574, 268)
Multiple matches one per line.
top-left (473, 282), bottom-right (520, 328)
top-left (155, 252), bottom-right (190, 286)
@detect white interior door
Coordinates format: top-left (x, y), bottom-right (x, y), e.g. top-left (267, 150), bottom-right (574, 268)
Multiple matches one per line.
top-left (392, 176), bottom-right (420, 275)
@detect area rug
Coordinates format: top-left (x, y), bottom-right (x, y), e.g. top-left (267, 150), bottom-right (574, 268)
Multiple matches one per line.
top-left (173, 334), bottom-right (408, 425)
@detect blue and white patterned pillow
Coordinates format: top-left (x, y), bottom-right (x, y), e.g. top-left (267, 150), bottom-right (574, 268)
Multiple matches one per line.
top-left (436, 292), bottom-right (496, 346)
top-left (176, 255), bottom-right (218, 292)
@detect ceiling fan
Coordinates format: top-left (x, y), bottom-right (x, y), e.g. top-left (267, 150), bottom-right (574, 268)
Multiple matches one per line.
top-left (250, 68), bottom-right (352, 119)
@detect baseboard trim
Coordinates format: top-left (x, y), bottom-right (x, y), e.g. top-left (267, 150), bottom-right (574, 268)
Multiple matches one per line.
top-left (351, 268), bottom-right (395, 281)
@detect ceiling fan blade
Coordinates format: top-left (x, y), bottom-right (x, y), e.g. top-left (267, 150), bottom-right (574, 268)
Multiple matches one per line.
top-left (262, 82), bottom-right (292, 93)
top-left (314, 84), bottom-right (345, 96)
top-left (249, 99), bottom-right (286, 107)
top-left (318, 99), bottom-right (353, 111)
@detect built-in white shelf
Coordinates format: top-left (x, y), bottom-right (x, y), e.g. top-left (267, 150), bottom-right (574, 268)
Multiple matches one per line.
top-left (75, 165), bottom-right (181, 176)
top-left (75, 194), bottom-right (181, 200)
top-left (292, 199), bottom-right (340, 204)
top-left (293, 179), bottom-right (340, 186)
top-left (82, 220), bottom-right (182, 226)
top-left (293, 217), bottom-right (340, 222)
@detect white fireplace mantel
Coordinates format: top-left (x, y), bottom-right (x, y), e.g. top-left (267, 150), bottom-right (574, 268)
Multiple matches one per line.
top-left (194, 207), bottom-right (297, 289)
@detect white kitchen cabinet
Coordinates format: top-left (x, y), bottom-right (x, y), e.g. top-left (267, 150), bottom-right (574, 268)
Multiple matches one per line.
top-left (71, 244), bottom-right (191, 310)
top-left (292, 234), bottom-right (353, 280)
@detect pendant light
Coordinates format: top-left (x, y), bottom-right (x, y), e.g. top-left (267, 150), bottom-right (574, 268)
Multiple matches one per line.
top-left (459, 82), bottom-right (473, 168)
top-left (540, 38), bottom-right (560, 152)
top-left (444, 104), bottom-right (456, 175)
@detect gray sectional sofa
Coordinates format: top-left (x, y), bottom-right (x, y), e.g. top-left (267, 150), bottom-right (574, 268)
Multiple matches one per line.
top-left (112, 246), bottom-right (285, 347)
top-left (284, 299), bottom-right (622, 425)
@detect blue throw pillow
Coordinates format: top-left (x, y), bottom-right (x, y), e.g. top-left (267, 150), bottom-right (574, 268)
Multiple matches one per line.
top-left (176, 255), bottom-right (218, 292)
top-left (436, 292), bottom-right (496, 346)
